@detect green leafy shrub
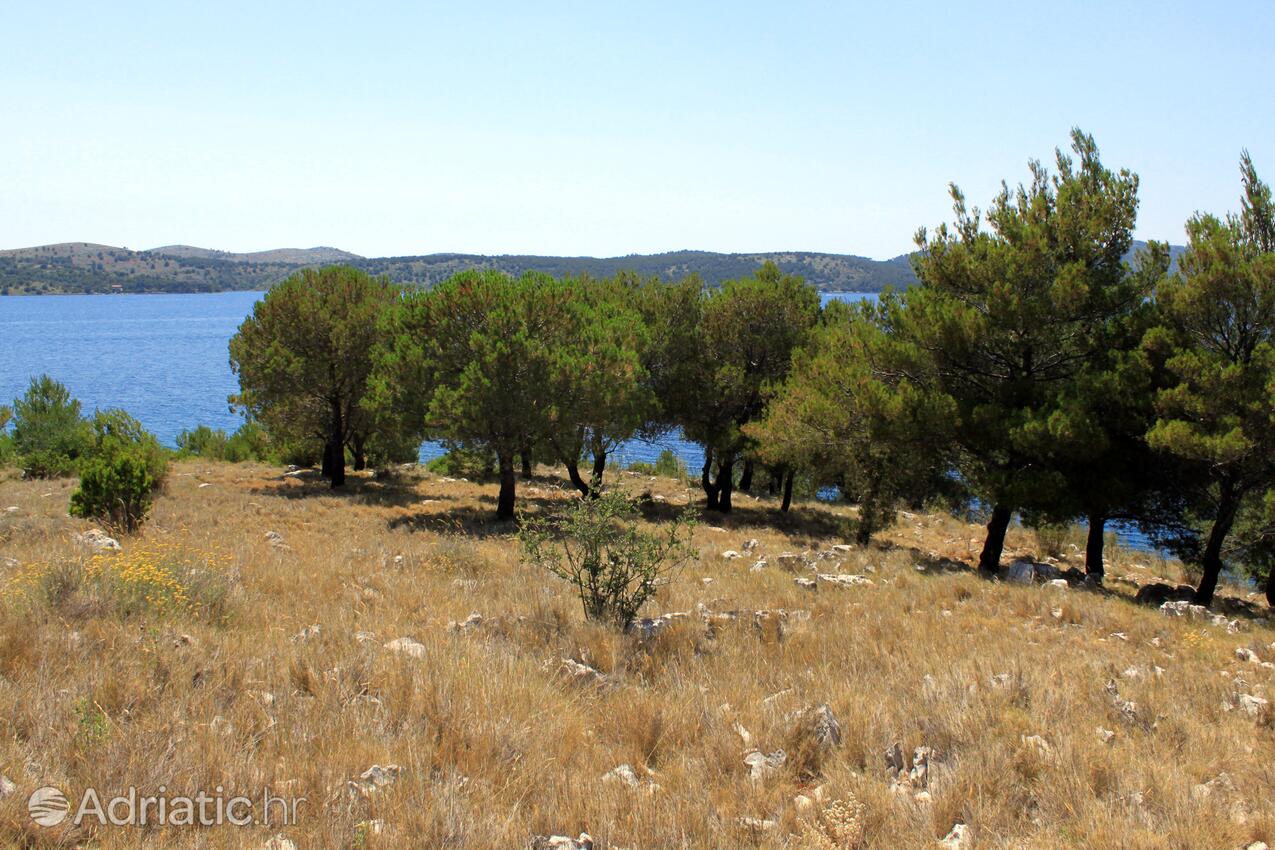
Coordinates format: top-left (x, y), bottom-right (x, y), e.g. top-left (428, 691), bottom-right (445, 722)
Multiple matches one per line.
top-left (70, 451), bottom-right (156, 532)
top-left (10, 375), bottom-right (92, 478)
top-left (426, 445), bottom-right (496, 478)
top-left (176, 424), bottom-right (229, 458)
top-left (520, 490), bottom-right (696, 630)
top-left (628, 449), bottom-right (687, 481)
top-left (177, 420), bottom-right (277, 463)
top-left (69, 410), bottom-right (168, 532)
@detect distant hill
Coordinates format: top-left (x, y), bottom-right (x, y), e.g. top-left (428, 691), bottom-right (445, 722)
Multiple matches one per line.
top-left (148, 245), bottom-right (362, 264)
top-left (0, 241), bottom-right (1182, 295)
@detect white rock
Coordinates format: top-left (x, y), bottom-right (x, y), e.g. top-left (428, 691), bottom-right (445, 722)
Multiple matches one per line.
top-left (447, 613), bottom-right (483, 633)
top-left (794, 577), bottom-right (817, 591)
top-left (291, 624), bottom-right (321, 642)
top-left (0, 774), bottom-right (16, 798)
top-left (742, 539), bottom-right (760, 552)
top-left (1096, 726), bottom-right (1115, 744)
top-left (743, 749), bottom-right (786, 781)
top-left (735, 817), bottom-right (777, 831)
top-left (1238, 693), bottom-right (1269, 717)
top-left (817, 573), bottom-right (873, 588)
top-left (939, 822), bottom-right (970, 849)
top-left (262, 836), bottom-right (297, 850)
top-left (75, 528), bottom-right (120, 551)
top-left (721, 550), bottom-right (742, 560)
top-left (1046, 579), bottom-right (1070, 590)
top-left (831, 544), bottom-right (854, 553)
top-left (555, 658), bottom-right (607, 687)
top-left (348, 764), bottom-right (401, 797)
top-left (384, 637), bottom-right (426, 658)
top-left (1236, 646), bottom-right (1261, 663)
top-left (532, 833), bottom-right (594, 850)
top-left (601, 764), bottom-right (640, 788)
top-left (1021, 734), bottom-right (1054, 760)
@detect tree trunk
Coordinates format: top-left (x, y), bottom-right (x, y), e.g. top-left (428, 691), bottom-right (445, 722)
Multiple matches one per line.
top-left (320, 439), bottom-right (334, 479)
top-left (326, 437), bottom-right (345, 487)
top-left (1265, 566), bottom-right (1275, 608)
top-left (565, 460), bottom-right (591, 497)
top-left (713, 452), bottom-right (735, 513)
top-left (325, 400), bottom-right (345, 488)
top-left (590, 441), bottom-right (607, 493)
top-left (978, 505), bottom-right (1012, 574)
top-left (351, 434), bottom-right (367, 471)
top-left (1085, 512), bottom-right (1106, 581)
top-left (739, 460), bottom-right (754, 493)
top-left (520, 444), bottom-right (533, 479)
top-left (496, 452), bottom-right (517, 520)
top-left (1193, 485), bottom-right (1240, 606)
top-left (702, 448), bottom-right (719, 510)
top-left (781, 468), bottom-right (795, 512)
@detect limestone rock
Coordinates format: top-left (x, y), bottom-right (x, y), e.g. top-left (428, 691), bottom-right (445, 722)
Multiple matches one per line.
top-left (939, 823), bottom-right (970, 849)
top-left (264, 530), bottom-right (287, 550)
top-left (601, 764), bottom-right (639, 788)
top-left (555, 658), bottom-right (607, 687)
top-left (262, 836), bottom-right (297, 850)
top-left (75, 528), bottom-right (120, 551)
top-left (721, 550), bottom-right (742, 560)
top-left (348, 764), bottom-right (401, 797)
top-left (1095, 726), bottom-right (1115, 744)
top-left (292, 624), bottom-right (321, 643)
top-left (447, 613), bottom-right (483, 633)
top-left (384, 637), bottom-right (427, 659)
top-left (1238, 693), bottom-right (1269, 717)
top-left (794, 577), bottom-right (818, 591)
top-left (530, 833), bottom-right (594, 850)
top-left (791, 703), bottom-right (842, 752)
top-left (743, 749), bottom-right (786, 781)
top-left (742, 539), bottom-right (760, 552)
top-left (0, 774), bottom-right (15, 798)
top-left (816, 573), bottom-right (873, 588)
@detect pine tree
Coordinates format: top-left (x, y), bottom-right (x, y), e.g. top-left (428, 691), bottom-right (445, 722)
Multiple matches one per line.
top-left (1145, 152), bottom-right (1275, 605)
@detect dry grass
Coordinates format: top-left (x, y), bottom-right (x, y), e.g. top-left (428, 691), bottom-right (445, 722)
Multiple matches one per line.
top-left (0, 461), bottom-right (1272, 849)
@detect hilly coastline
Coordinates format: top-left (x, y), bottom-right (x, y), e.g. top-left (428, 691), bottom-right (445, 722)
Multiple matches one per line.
top-left (0, 241), bottom-right (1181, 296)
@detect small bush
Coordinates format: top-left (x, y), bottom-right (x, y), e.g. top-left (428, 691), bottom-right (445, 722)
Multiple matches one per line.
top-left (177, 421), bottom-right (276, 463)
top-left (520, 490), bottom-right (695, 630)
top-left (426, 445), bottom-right (496, 478)
top-left (70, 451), bottom-right (157, 532)
top-left (627, 449), bottom-right (688, 481)
top-left (10, 374), bottom-right (92, 478)
top-left (176, 424), bottom-right (230, 458)
top-left (69, 410), bottom-right (168, 533)
top-left (1031, 521), bottom-right (1076, 559)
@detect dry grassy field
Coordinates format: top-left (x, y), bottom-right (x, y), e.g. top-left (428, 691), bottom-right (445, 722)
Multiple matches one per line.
top-left (1, 460), bottom-right (1273, 849)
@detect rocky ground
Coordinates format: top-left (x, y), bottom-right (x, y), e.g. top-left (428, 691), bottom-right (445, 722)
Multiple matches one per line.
top-left (0, 461), bottom-right (1272, 849)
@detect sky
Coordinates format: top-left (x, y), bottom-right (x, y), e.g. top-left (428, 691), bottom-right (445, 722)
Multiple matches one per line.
top-left (2, 1), bottom-right (1272, 260)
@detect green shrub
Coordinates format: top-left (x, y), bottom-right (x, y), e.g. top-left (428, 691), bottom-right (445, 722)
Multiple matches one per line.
top-left (69, 410), bottom-right (168, 532)
top-left (628, 449), bottom-right (688, 481)
top-left (70, 450), bottom-right (157, 532)
top-left (520, 490), bottom-right (696, 630)
top-left (177, 421), bottom-right (276, 463)
top-left (426, 445), bottom-right (496, 478)
top-left (10, 375), bottom-right (92, 478)
top-left (176, 425), bottom-right (230, 458)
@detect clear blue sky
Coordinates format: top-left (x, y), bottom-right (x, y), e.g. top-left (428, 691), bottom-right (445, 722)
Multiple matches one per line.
top-left (2, 1), bottom-right (1271, 259)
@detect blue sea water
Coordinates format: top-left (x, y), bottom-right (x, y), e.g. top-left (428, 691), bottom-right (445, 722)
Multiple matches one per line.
top-left (0, 290), bottom-right (1154, 551)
